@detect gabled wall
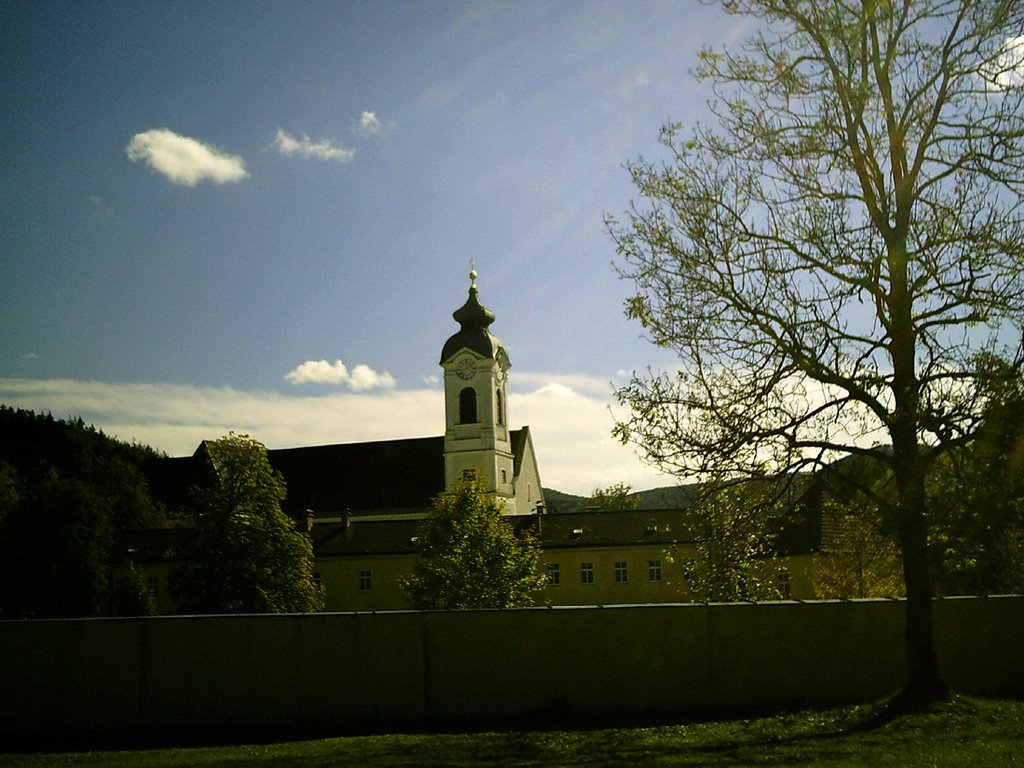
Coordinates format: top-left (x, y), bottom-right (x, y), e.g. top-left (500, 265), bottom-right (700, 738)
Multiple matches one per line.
top-left (511, 430), bottom-right (544, 515)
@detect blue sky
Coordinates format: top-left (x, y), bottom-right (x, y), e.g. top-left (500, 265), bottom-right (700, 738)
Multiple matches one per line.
top-left (0, 1), bottom-right (753, 494)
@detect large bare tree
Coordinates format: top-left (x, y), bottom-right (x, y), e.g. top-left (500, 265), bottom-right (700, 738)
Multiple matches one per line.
top-left (608, 0), bottom-right (1024, 701)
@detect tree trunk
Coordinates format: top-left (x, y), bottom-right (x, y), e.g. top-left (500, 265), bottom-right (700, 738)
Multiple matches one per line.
top-left (894, 457), bottom-right (948, 703)
top-left (888, 232), bottom-right (947, 703)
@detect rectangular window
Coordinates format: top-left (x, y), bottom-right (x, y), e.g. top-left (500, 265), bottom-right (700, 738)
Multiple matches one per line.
top-left (580, 562), bottom-right (595, 585)
top-left (462, 468), bottom-right (478, 482)
top-left (546, 562), bottom-right (561, 586)
top-left (614, 561), bottom-right (628, 584)
top-left (501, 469), bottom-right (507, 484)
top-left (359, 570), bottom-right (372, 592)
top-left (648, 559), bottom-right (663, 582)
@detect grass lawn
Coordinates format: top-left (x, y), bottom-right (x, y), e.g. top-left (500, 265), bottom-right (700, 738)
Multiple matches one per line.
top-left (2, 696), bottom-right (1021, 767)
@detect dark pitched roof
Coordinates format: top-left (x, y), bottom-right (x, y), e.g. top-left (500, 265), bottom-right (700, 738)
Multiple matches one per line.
top-left (148, 428), bottom-right (535, 521)
top-left (113, 506), bottom-right (822, 566)
top-left (145, 447), bottom-right (216, 511)
top-left (536, 509), bottom-right (701, 550)
top-left (771, 506), bottom-right (823, 556)
top-left (312, 511), bottom-right (540, 557)
top-left (535, 506), bottom-right (823, 556)
top-left (312, 519), bottom-right (422, 556)
top-left (270, 428), bottom-right (534, 518)
top-left (268, 436), bottom-right (445, 518)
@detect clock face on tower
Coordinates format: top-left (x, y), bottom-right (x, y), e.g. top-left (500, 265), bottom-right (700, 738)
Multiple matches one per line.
top-left (456, 356), bottom-right (475, 380)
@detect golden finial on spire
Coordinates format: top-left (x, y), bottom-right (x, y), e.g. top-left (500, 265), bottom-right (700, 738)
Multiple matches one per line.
top-left (469, 259), bottom-right (478, 288)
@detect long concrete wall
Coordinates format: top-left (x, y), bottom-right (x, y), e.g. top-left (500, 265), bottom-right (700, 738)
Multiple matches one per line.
top-left (2, 597), bottom-right (1021, 741)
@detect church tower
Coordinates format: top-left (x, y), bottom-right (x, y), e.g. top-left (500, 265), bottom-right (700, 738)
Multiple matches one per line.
top-left (440, 268), bottom-right (515, 510)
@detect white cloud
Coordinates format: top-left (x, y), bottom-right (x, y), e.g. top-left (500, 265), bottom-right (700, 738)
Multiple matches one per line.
top-left (512, 377), bottom-right (671, 494)
top-left (533, 382), bottom-right (576, 398)
top-left (126, 129), bottom-right (249, 186)
top-left (0, 376), bottom-right (674, 495)
top-left (285, 359), bottom-right (396, 390)
top-left (981, 35), bottom-right (1024, 89)
top-left (511, 371), bottom-right (618, 400)
top-left (273, 130), bottom-right (354, 162)
top-left (285, 359), bottom-right (350, 385)
top-left (349, 364), bottom-right (397, 391)
top-left (0, 377), bottom-right (437, 454)
top-left (356, 111), bottom-right (395, 136)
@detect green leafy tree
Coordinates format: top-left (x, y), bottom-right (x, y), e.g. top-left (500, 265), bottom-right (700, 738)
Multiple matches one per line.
top-left (608, 1), bottom-right (1024, 701)
top-left (814, 502), bottom-right (904, 599)
top-left (582, 482), bottom-right (640, 512)
top-left (0, 472), bottom-right (113, 618)
top-left (113, 560), bottom-right (157, 617)
top-left (402, 481), bottom-right (545, 610)
top-left (0, 462), bottom-right (16, 529)
top-left (169, 433), bottom-right (323, 614)
top-left (927, 363), bottom-right (1024, 595)
top-left (807, 456), bottom-right (904, 599)
top-left (674, 483), bottom-right (781, 602)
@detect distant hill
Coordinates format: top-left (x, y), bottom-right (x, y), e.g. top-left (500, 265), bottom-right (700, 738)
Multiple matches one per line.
top-left (542, 483), bottom-right (701, 513)
top-left (634, 483), bottom-right (702, 509)
top-left (541, 488), bottom-right (585, 514)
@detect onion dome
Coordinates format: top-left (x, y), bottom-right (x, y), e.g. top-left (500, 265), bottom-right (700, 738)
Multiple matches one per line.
top-left (440, 267), bottom-right (508, 364)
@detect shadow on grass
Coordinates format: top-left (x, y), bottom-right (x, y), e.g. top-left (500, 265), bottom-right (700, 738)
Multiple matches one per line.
top-left (5, 692), bottom-right (1008, 768)
top-left (667, 692), bottom-right (982, 768)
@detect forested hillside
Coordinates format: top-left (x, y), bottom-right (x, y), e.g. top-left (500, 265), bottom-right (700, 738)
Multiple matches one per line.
top-left (542, 483), bottom-right (700, 513)
top-left (0, 407), bottom-right (166, 618)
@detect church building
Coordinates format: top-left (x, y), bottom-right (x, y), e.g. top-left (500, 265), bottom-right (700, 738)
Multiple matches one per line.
top-left (265, 268), bottom-right (545, 522)
top-left (136, 271), bottom-right (554, 611)
top-left (149, 270), bottom-right (543, 524)
top-left (126, 270), bottom-right (821, 614)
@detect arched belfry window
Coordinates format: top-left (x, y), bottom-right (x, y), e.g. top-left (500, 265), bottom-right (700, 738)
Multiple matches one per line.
top-left (496, 389), bottom-right (505, 426)
top-left (459, 387), bottom-right (478, 424)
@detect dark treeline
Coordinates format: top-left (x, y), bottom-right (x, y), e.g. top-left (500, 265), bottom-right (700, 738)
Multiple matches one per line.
top-left (0, 407), bottom-right (166, 618)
